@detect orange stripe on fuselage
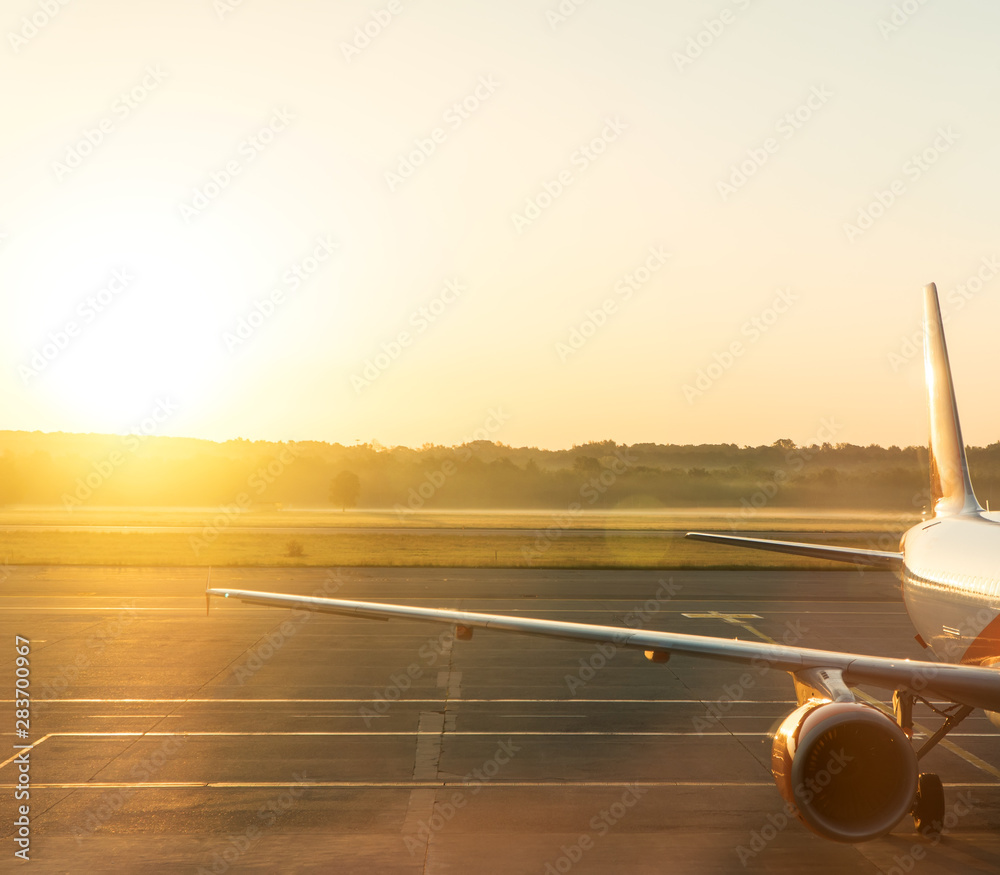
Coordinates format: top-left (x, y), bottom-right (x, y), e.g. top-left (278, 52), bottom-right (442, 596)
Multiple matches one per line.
top-left (962, 612), bottom-right (1000, 665)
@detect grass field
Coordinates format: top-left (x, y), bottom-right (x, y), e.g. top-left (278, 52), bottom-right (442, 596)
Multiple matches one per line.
top-left (0, 506), bottom-right (914, 568)
top-left (0, 506), bottom-right (923, 531)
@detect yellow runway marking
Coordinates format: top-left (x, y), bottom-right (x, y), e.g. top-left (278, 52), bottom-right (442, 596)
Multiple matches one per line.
top-left (3, 730), bottom-right (768, 739)
top-left (0, 734), bottom-right (52, 770)
top-left (2, 697), bottom-right (797, 704)
top-left (5, 780), bottom-right (1000, 791)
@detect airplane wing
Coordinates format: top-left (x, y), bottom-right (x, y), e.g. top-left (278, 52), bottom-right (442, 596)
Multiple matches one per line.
top-left (206, 587), bottom-right (1000, 712)
top-left (685, 532), bottom-right (903, 569)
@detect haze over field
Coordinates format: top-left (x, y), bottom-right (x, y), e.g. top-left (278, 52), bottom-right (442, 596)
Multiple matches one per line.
top-left (9, 428), bottom-right (1000, 515)
top-left (3, 1), bottom-right (999, 451)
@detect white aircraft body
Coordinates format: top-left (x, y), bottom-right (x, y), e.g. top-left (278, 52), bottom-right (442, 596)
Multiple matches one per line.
top-left (209, 284), bottom-right (1000, 844)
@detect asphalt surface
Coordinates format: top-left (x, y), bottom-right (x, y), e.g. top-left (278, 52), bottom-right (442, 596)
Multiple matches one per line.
top-left (0, 526), bottom-right (886, 537)
top-left (2, 566), bottom-right (999, 874)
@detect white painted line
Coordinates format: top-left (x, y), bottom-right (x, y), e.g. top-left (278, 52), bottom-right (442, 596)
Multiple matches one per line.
top-left (1, 730), bottom-right (774, 739)
top-left (6, 780), bottom-right (1000, 791)
top-left (1, 698), bottom-right (801, 704)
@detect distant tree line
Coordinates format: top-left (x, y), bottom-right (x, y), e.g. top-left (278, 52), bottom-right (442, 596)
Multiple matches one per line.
top-left (4, 430), bottom-right (1000, 512)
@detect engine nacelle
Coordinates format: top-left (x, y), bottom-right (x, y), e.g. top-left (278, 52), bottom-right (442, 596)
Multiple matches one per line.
top-left (771, 700), bottom-right (918, 842)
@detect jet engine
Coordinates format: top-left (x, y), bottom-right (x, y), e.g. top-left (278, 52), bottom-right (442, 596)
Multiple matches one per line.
top-left (771, 700), bottom-right (918, 842)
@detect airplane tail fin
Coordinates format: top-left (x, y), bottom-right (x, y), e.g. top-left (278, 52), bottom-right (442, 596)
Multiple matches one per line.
top-left (923, 282), bottom-right (982, 516)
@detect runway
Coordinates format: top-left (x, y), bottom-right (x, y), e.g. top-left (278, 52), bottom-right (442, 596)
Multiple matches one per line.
top-left (2, 566), bottom-right (999, 873)
top-left (0, 525), bottom-right (882, 537)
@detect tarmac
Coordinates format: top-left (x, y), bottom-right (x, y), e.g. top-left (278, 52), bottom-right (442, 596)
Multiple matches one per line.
top-left (2, 565), bottom-right (999, 873)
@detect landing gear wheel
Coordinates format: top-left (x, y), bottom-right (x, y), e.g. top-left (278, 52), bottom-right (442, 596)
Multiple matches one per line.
top-left (912, 772), bottom-right (945, 837)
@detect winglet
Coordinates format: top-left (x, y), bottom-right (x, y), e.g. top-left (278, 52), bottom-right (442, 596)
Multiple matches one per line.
top-left (923, 283), bottom-right (982, 516)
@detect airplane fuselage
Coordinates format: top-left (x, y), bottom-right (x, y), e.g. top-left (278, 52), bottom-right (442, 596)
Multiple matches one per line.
top-left (901, 513), bottom-right (1000, 668)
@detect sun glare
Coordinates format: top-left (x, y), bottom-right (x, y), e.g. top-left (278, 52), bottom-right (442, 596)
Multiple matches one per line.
top-left (15, 185), bottom-right (263, 434)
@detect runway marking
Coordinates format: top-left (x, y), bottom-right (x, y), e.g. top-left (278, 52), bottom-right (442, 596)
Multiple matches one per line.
top-left (9, 730), bottom-right (762, 737)
top-left (7, 729), bottom-right (994, 740)
top-left (0, 730), bottom-right (825, 739)
top-left (686, 611), bottom-right (774, 641)
top-left (683, 612), bottom-right (763, 621)
top-left (5, 605), bottom-right (911, 614)
top-left (64, 714), bottom-right (170, 718)
top-left (0, 734), bottom-right (52, 769)
top-left (1, 698), bottom-right (802, 704)
top-left (7, 780), bottom-right (1000, 790)
top-left (0, 781), bottom-right (780, 790)
top-left (9, 607), bottom-right (195, 611)
top-left (18, 696), bottom-right (982, 711)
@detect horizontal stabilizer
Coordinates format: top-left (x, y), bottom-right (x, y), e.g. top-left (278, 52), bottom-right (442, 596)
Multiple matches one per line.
top-left (685, 532), bottom-right (902, 569)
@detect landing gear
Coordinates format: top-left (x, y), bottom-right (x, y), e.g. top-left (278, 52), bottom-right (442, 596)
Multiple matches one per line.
top-left (892, 689), bottom-right (974, 838)
top-left (912, 772), bottom-right (944, 836)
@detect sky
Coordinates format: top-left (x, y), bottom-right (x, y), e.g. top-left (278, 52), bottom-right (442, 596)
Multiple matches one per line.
top-left (2, 0), bottom-right (1000, 451)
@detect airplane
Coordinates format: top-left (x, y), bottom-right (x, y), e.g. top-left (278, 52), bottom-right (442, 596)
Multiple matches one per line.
top-left (208, 283), bottom-right (1000, 844)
